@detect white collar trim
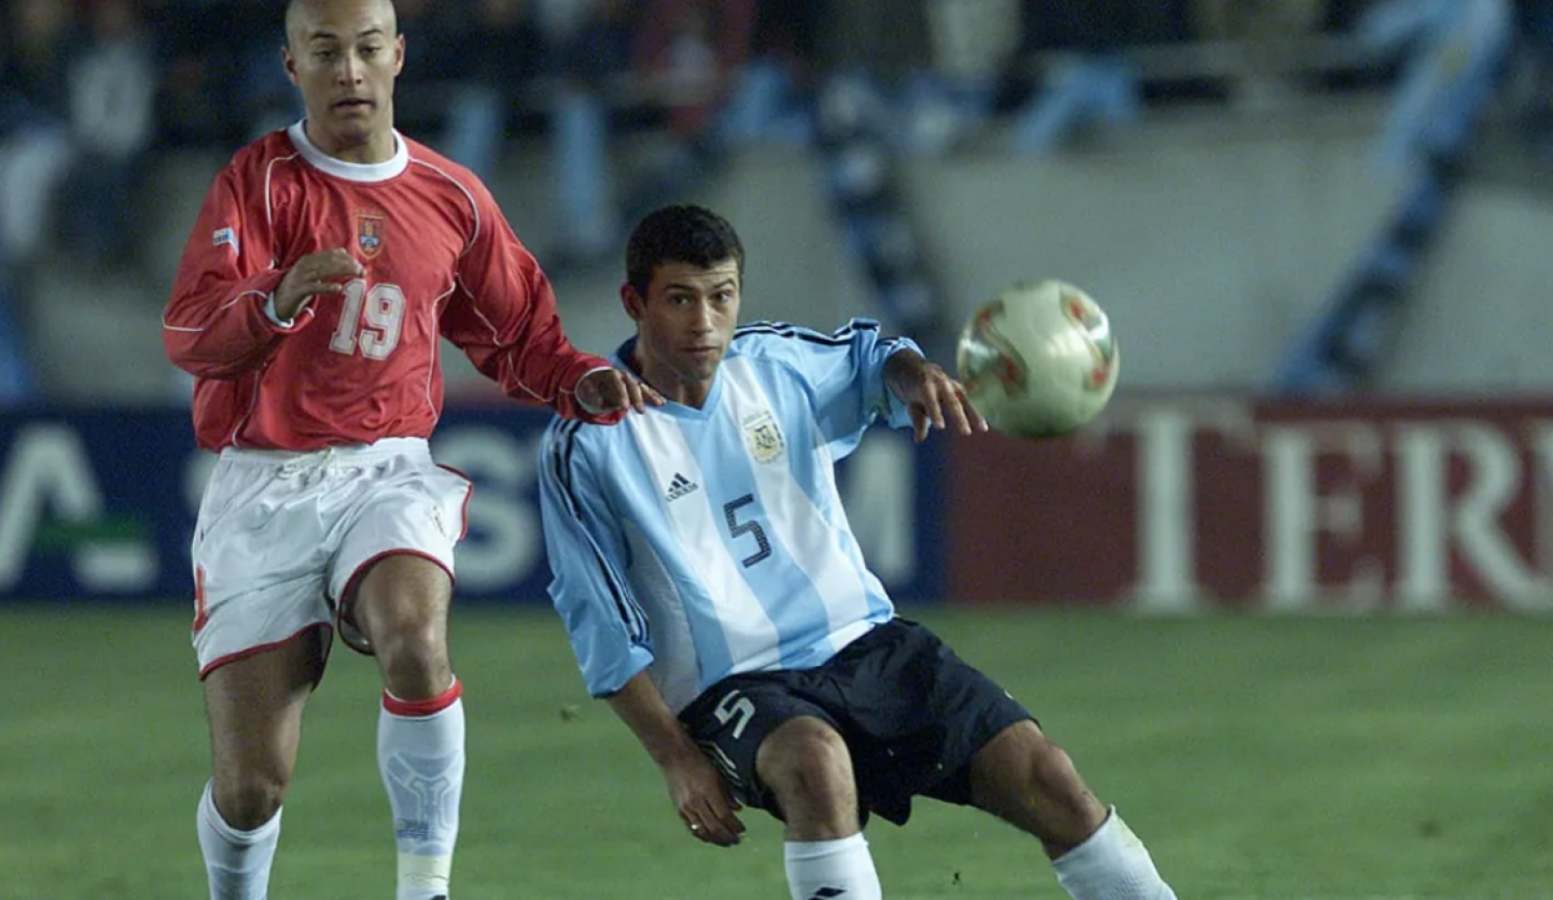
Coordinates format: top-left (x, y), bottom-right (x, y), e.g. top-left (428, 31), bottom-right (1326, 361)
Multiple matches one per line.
top-left (287, 120), bottom-right (409, 182)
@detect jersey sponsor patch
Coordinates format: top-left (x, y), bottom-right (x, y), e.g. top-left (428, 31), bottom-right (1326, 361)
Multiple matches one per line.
top-left (356, 212), bottom-right (385, 258)
top-left (211, 226), bottom-right (238, 254)
top-left (742, 411), bottom-right (785, 464)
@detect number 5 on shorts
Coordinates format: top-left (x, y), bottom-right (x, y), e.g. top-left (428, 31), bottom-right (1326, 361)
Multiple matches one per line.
top-left (714, 689), bottom-right (756, 740)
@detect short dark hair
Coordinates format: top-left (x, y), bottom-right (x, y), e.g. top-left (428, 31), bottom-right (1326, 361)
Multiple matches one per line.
top-left (625, 205), bottom-right (744, 297)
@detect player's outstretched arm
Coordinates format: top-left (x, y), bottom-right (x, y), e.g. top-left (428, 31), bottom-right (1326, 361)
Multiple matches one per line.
top-left (884, 349), bottom-right (989, 442)
top-left (605, 672), bottom-right (745, 847)
top-left (443, 181), bottom-right (630, 422)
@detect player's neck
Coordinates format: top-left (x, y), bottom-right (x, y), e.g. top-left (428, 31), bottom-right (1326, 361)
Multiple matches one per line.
top-left (303, 120), bottom-right (398, 165)
top-left (630, 350), bottom-right (712, 409)
top-left (646, 371), bottom-right (712, 409)
top-left (671, 382), bottom-right (712, 409)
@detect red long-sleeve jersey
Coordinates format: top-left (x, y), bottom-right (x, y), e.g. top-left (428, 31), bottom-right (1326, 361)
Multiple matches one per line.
top-left (163, 123), bottom-right (620, 451)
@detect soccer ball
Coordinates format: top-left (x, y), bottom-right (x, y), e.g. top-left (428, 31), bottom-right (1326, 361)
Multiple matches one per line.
top-left (955, 279), bottom-right (1120, 439)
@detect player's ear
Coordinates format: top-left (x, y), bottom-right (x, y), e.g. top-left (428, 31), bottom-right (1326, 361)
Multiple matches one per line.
top-left (621, 282), bottom-right (646, 321)
top-left (282, 46), bottom-right (299, 86)
top-left (394, 34), bottom-right (405, 75)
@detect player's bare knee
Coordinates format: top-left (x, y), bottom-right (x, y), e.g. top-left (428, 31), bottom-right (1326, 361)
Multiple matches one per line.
top-left (757, 717), bottom-right (855, 816)
top-left (355, 588), bottom-right (432, 637)
top-left (369, 616), bottom-right (440, 659)
top-left (372, 625), bottom-right (451, 697)
top-left (213, 771), bottom-right (288, 830)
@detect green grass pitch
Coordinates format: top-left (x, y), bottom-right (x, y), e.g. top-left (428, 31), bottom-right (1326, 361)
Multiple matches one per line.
top-left (2, 604), bottom-right (1551, 899)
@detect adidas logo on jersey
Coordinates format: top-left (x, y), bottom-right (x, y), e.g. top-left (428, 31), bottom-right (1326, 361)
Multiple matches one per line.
top-left (666, 473), bottom-right (699, 502)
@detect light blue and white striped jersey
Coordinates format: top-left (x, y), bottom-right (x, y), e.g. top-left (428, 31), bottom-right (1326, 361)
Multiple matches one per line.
top-left (538, 319), bottom-right (921, 713)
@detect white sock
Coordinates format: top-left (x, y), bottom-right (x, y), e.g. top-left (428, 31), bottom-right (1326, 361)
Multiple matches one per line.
top-left (197, 780), bottom-right (281, 900)
top-left (1051, 807), bottom-right (1178, 900)
top-left (379, 679), bottom-right (465, 900)
top-left (784, 833), bottom-right (883, 900)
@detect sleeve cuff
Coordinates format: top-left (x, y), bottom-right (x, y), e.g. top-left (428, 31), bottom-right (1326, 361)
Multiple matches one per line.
top-left (263, 292), bottom-right (294, 328)
top-left (593, 645), bottom-right (656, 698)
top-left (882, 340), bottom-right (925, 427)
top-left (574, 365), bottom-right (616, 415)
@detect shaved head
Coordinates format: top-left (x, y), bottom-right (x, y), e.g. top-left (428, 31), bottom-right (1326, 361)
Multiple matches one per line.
top-left (281, 0), bottom-right (404, 163)
top-left (285, 0), bottom-right (397, 49)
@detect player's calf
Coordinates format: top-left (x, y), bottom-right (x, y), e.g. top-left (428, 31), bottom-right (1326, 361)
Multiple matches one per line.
top-left (379, 678), bottom-right (466, 900)
top-left (969, 721), bottom-right (1107, 855)
top-left (970, 722), bottom-right (1178, 900)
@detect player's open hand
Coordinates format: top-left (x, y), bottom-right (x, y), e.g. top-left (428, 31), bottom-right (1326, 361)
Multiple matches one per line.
top-left (274, 248), bottom-right (364, 320)
top-left (886, 352), bottom-right (989, 442)
top-left (577, 366), bottom-right (664, 416)
top-left (665, 753), bottom-right (745, 847)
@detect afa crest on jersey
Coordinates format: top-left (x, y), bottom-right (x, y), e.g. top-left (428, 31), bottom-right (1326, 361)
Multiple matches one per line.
top-left (355, 213), bottom-right (385, 258)
top-left (742, 411), bottom-right (786, 464)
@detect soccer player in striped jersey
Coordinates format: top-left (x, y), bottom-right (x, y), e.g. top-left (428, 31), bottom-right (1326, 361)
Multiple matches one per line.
top-left (538, 204), bottom-right (1180, 900)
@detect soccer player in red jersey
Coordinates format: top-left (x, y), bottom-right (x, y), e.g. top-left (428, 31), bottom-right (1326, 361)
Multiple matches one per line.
top-left (161, 2), bottom-right (658, 897)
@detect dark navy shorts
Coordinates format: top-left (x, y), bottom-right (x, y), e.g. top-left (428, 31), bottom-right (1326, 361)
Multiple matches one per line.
top-left (678, 618), bottom-right (1034, 826)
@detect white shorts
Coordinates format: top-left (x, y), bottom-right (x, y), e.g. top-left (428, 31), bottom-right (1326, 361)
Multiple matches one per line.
top-left (189, 437), bottom-right (472, 678)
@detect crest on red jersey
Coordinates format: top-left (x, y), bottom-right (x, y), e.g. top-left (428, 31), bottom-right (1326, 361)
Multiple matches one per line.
top-left (355, 213), bottom-right (385, 259)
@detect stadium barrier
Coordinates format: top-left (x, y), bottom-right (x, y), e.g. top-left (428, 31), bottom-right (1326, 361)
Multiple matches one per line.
top-left (951, 395), bottom-right (1553, 613)
top-left (0, 408), bottom-right (943, 607)
top-left (9, 398), bottom-right (1550, 613)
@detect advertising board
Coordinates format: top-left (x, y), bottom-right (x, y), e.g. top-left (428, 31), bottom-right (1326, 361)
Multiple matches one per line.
top-left (0, 410), bottom-right (941, 606)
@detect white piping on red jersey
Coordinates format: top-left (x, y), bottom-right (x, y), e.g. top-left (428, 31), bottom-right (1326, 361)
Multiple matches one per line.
top-left (455, 273), bottom-right (551, 403)
top-left (162, 289), bottom-right (274, 333)
top-left (410, 158), bottom-right (480, 257)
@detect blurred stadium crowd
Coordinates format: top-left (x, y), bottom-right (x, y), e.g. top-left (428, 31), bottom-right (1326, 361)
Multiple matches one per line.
top-left (0, 0), bottom-right (1550, 402)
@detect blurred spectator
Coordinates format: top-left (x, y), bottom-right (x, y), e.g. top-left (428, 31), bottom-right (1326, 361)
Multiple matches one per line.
top-left (1028, 0), bottom-right (1186, 50)
top-left (536, 0), bottom-right (638, 267)
top-left (144, 0), bottom-right (224, 146)
top-left (1357, 0), bottom-right (1512, 166)
top-left (712, 0), bottom-right (827, 146)
top-left (748, 0), bottom-right (827, 85)
top-left (901, 0), bottom-right (1022, 154)
top-left (0, 252), bottom-right (35, 405)
top-left (397, 0), bottom-right (541, 180)
top-left (1189, 0), bottom-right (1328, 109)
top-left (0, 0), bottom-right (77, 269)
top-left (635, 0), bottom-right (756, 141)
top-left (232, 0), bottom-right (302, 139)
top-left (144, 0), bottom-right (294, 148)
top-left (61, 0), bottom-right (158, 268)
top-left (1010, 0), bottom-right (1178, 151)
top-left (616, 0), bottom-right (757, 215)
top-left (1515, 0), bottom-right (1553, 161)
